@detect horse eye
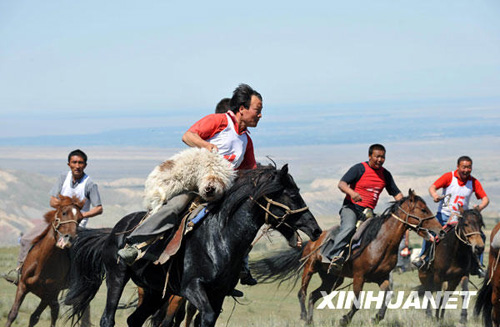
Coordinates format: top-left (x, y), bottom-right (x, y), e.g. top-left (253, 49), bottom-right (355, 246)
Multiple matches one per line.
top-left (62, 212), bottom-right (67, 216)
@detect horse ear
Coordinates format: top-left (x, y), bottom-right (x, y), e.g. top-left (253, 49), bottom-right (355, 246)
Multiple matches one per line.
top-left (408, 189), bottom-right (415, 199)
top-left (458, 203), bottom-right (464, 214)
top-left (280, 164), bottom-right (289, 176)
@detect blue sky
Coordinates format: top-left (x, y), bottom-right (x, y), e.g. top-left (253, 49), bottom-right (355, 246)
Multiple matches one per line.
top-left (1, 0), bottom-right (499, 140)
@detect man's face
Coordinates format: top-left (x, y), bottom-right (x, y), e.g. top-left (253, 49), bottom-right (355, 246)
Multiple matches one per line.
top-left (68, 155), bottom-right (87, 180)
top-left (457, 160), bottom-right (472, 181)
top-left (368, 150), bottom-right (386, 169)
top-left (239, 95), bottom-right (263, 128)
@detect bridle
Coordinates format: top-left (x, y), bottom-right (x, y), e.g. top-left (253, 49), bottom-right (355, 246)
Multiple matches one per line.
top-left (390, 202), bottom-right (436, 234)
top-left (250, 195), bottom-right (309, 226)
top-left (249, 195), bottom-right (309, 246)
top-left (52, 206), bottom-right (80, 239)
top-left (453, 213), bottom-right (482, 246)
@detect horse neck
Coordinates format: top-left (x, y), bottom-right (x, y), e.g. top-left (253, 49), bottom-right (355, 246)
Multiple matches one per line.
top-left (220, 198), bottom-right (265, 250)
top-left (377, 212), bottom-right (408, 249)
top-left (32, 223), bottom-right (62, 263)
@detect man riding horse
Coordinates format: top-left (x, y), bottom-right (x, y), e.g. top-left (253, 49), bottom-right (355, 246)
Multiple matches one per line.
top-left (3, 149), bottom-right (103, 284)
top-left (413, 155), bottom-right (489, 275)
top-left (118, 83), bottom-right (262, 289)
top-left (321, 143), bottom-right (403, 270)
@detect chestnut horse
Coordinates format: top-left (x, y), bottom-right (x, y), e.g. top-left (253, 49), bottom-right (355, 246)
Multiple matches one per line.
top-left (475, 221), bottom-right (500, 327)
top-left (5, 195), bottom-right (88, 327)
top-left (251, 190), bottom-right (444, 326)
top-left (418, 207), bottom-right (484, 324)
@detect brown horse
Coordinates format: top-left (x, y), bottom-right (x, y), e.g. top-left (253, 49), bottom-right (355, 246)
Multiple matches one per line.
top-left (251, 190), bottom-right (444, 326)
top-left (6, 195), bottom-right (87, 327)
top-left (475, 221), bottom-right (500, 327)
top-left (418, 207), bottom-right (484, 324)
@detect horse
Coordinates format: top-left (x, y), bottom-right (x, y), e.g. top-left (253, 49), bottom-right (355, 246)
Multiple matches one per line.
top-left (5, 195), bottom-right (89, 327)
top-left (417, 207), bottom-right (484, 324)
top-left (65, 164), bottom-right (323, 327)
top-left (251, 190), bottom-right (445, 326)
top-left (475, 221), bottom-right (500, 327)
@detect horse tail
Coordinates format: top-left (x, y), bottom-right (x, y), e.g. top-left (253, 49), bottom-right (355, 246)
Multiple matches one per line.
top-left (250, 241), bottom-right (308, 287)
top-left (475, 274), bottom-right (493, 327)
top-left (65, 228), bottom-right (110, 324)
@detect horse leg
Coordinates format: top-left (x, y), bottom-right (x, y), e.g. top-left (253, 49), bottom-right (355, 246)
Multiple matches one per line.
top-left (307, 271), bottom-right (343, 325)
top-left (28, 299), bottom-right (49, 327)
top-left (127, 290), bottom-right (164, 327)
top-left (298, 263), bottom-right (314, 321)
top-left (156, 296), bottom-right (186, 327)
top-left (184, 281), bottom-right (220, 327)
top-left (340, 275), bottom-right (364, 327)
top-left (48, 297), bottom-right (60, 327)
top-left (100, 268), bottom-right (130, 327)
top-left (185, 301), bottom-right (197, 327)
top-left (373, 275), bottom-right (393, 324)
top-left (6, 283), bottom-right (28, 327)
top-left (459, 276), bottom-right (469, 325)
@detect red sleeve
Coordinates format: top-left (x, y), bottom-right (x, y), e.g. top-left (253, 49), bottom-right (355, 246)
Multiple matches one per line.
top-left (472, 177), bottom-right (487, 199)
top-left (187, 113), bottom-right (228, 140)
top-left (433, 172), bottom-right (453, 189)
top-left (237, 135), bottom-right (257, 170)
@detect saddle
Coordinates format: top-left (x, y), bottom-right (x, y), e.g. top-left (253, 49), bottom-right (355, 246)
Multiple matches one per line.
top-left (153, 201), bottom-right (207, 265)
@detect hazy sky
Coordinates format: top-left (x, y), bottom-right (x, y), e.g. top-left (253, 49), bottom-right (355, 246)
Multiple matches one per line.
top-left (1, 0), bottom-right (500, 138)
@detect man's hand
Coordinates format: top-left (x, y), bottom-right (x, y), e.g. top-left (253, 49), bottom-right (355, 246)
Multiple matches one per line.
top-left (351, 192), bottom-right (362, 202)
top-left (205, 143), bottom-right (219, 153)
top-left (433, 195), bottom-right (442, 203)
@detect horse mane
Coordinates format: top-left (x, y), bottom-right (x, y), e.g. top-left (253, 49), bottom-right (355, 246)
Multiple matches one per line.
top-left (32, 195), bottom-right (82, 245)
top-left (458, 208), bottom-right (485, 229)
top-left (350, 195), bottom-right (420, 260)
top-left (215, 166), bottom-right (284, 225)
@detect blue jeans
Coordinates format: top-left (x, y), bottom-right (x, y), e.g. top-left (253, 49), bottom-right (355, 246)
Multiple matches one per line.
top-left (420, 212), bottom-right (448, 257)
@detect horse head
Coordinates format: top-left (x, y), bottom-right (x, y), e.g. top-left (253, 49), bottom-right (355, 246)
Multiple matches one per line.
top-left (457, 205), bottom-right (485, 256)
top-left (398, 189), bottom-right (445, 241)
top-left (259, 164), bottom-right (322, 242)
top-left (44, 195), bottom-right (84, 249)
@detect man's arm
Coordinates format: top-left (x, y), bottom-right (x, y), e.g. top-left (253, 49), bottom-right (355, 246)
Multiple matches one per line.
top-left (428, 184), bottom-right (441, 203)
top-left (50, 196), bottom-right (60, 208)
top-left (82, 205), bottom-right (103, 218)
top-left (338, 180), bottom-right (362, 202)
top-left (182, 131), bottom-right (218, 152)
top-left (394, 192), bottom-right (403, 201)
top-left (475, 196), bottom-right (489, 212)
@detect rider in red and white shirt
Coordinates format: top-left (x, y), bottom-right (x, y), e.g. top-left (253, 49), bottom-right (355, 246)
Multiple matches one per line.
top-left (429, 156), bottom-right (489, 225)
top-left (183, 107), bottom-right (258, 170)
top-left (414, 156), bottom-right (489, 273)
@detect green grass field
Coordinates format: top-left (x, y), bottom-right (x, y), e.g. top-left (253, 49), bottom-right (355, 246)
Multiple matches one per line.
top-left (0, 246), bottom-right (490, 327)
top-left (0, 241), bottom-right (490, 327)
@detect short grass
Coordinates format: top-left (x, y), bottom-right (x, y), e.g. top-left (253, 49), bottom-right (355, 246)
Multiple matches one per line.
top-left (0, 244), bottom-right (488, 327)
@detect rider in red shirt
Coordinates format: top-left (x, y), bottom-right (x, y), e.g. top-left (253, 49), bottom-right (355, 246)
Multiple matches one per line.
top-left (321, 144), bottom-right (403, 270)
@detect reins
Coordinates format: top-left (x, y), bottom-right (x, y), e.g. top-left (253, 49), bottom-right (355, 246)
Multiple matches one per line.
top-left (52, 211), bottom-right (79, 238)
top-left (390, 205), bottom-right (436, 234)
top-left (249, 195), bottom-right (308, 247)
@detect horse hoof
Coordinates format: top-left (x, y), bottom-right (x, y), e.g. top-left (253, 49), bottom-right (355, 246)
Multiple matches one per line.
top-left (339, 316), bottom-right (350, 327)
top-left (372, 315), bottom-right (382, 324)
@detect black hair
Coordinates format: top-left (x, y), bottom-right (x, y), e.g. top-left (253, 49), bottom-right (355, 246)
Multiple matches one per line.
top-left (457, 155), bottom-right (473, 166)
top-left (215, 98), bottom-right (231, 113)
top-left (368, 144), bottom-right (386, 156)
top-left (229, 84), bottom-right (262, 113)
top-left (68, 149), bottom-right (88, 163)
